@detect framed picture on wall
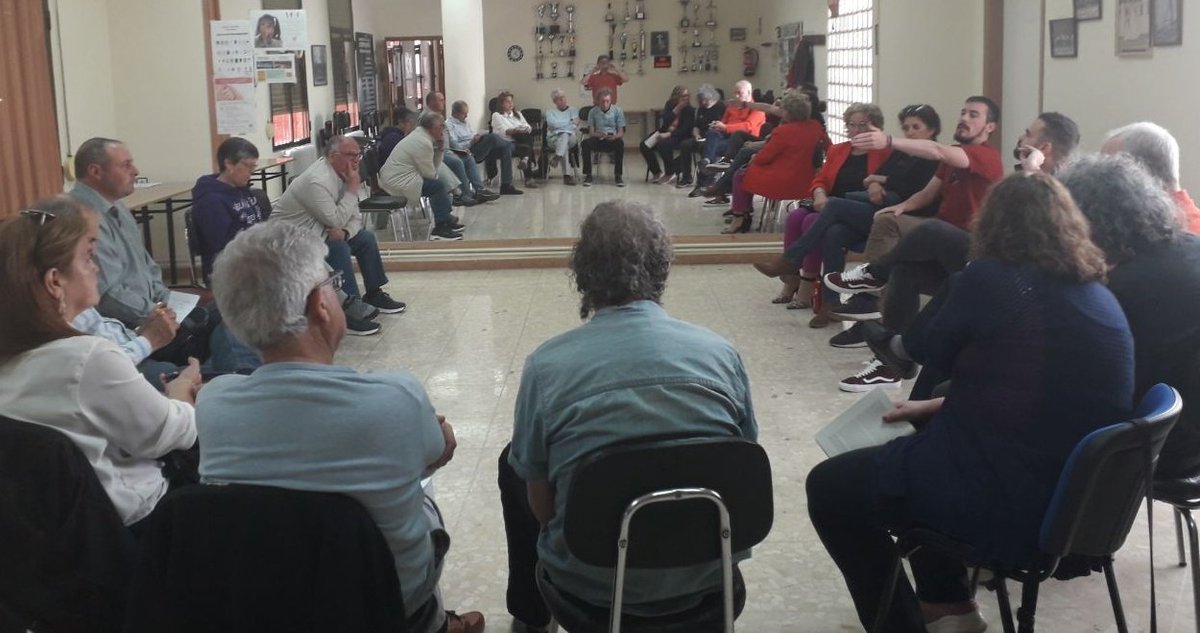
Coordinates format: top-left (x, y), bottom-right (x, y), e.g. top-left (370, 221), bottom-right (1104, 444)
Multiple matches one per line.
top-left (1117, 0), bottom-right (1152, 55)
top-left (1074, 0), bottom-right (1102, 21)
top-left (729, 27), bottom-right (747, 42)
top-left (650, 31), bottom-right (670, 56)
top-left (1153, 0), bottom-right (1183, 46)
top-left (1050, 18), bottom-right (1078, 58)
top-left (311, 44), bottom-right (328, 86)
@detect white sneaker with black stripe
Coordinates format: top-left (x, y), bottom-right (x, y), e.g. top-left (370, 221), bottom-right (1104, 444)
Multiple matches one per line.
top-left (838, 357), bottom-right (903, 392)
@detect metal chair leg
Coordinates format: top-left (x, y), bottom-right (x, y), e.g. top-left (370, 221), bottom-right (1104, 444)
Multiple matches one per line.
top-left (870, 554), bottom-right (907, 633)
top-left (1183, 509), bottom-right (1200, 633)
top-left (1016, 580), bottom-right (1039, 633)
top-left (1177, 506), bottom-right (1188, 566)
top-left (1102, 559), bottom-right (1130, 633)
top-left (388, 210), bottom-right (399, 241)
top-left (990, 578), bottom-right (1017, 633)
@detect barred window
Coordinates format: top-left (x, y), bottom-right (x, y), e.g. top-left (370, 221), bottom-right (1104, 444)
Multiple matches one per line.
top-left (825, 0), bottom-right (875, 143)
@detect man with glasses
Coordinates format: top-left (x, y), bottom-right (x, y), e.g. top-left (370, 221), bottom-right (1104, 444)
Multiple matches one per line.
top-left (272, 135), bottom-right (408, 319)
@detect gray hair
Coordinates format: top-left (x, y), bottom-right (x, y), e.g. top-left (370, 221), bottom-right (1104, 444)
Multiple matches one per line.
top-left (450, 100), bottom-right (469, 116)
top-left (780, 93), bottom-right (812, 122)
top-left (697, 84), bottom-right (719, 104)
top-left (1102, 121), bottom-right (1181, 191)
top-left (211, 222), bottom-right (329, 351)
top-left (550, 89), bottom-right (566, 100)
top-left (324, 135), bottom-right (356, 157)
top-left (734, 80), bottom-right (753, 94)
top-left (844, 102), bottom-right (885, 129)
top-left (1058, 153), bottom-right (1181, 266)
top-left (418, 110), bottom-right (445, 130)
top-left (570, 201), bottom-right (673, 319)
top-left (74, 137), bottom-right (123, 178)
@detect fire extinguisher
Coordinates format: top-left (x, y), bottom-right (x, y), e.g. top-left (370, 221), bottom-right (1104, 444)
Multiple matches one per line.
top-left (742, 46), bottom-right (759, 77)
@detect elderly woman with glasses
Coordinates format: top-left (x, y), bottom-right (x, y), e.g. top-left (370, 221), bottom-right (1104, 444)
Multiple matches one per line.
top-left (0, 197), bottom-right (200, 528)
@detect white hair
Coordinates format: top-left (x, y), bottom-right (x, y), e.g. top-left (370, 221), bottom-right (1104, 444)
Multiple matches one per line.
top-left (210, 222), bottom-right (329, 352)
top-left (1103, 121), bottom-right (1181, 191)
top-left (550, 89), bottom-right (566, 100)
top-left (735, 80), bottom-right (753, 94)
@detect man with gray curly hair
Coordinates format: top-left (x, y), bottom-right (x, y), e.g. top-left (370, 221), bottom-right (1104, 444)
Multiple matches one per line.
top-left (496, 201), bottom-right (760, 632)
top-left (197, 221), bottom-right (485, 633)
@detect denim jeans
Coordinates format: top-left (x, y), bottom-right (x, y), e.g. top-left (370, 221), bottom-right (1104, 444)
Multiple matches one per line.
top-left (326, 228), bottom-right (389, 298)
top-left (471, 133), bottom-right (515, 185)
top-left (443, 152), bottom-right (484, 195)
top-left (421, 177), bottom-right (454, 226)
top-left (702, 129), bottom-right (730, 164)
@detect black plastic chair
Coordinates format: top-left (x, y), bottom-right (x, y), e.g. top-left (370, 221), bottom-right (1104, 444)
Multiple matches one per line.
top-left (354, 137), bottom-right (411, 241)
top-left (124, 483), bottom-right (410, 633)
top-left (874, 384), bottom-right (1184, 633)
top-left (535, 436), bottom-right (773, 633)
top-left (0, 416), bottom-right (136, 633)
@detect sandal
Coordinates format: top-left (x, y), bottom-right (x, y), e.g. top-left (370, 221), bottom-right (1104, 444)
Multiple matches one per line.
top-left (445, 610), bottom-right (485, 633)
top-left (773, 273), bottom-right (802, 304)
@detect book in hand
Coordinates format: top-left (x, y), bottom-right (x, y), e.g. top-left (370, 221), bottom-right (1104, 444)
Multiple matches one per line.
top-left (815, 389), bottom-right (916, 457)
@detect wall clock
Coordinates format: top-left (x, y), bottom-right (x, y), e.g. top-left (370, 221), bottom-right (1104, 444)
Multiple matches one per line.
top-left (507, 45), bottom-right (525, 62)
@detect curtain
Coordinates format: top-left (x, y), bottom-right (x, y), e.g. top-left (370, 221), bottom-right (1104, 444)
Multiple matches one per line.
top-left (0, 0), bottom-right (63, 217)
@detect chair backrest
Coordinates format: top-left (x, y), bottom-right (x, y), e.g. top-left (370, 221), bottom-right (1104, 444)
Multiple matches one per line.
top-left (0, 416), bottom-right (135, 633)
top-left (1038, 384), bottom-right (1183, 558)
top-left (564, 436), bottom-right (773, 569)
top-left (251, 187), bottom-right (273, 220)
top-left (125, 483), bottom-right (407, 633)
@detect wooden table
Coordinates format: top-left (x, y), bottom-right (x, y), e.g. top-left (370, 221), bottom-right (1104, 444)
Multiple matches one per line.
top-left (123, 182), bottom-right (195, 286)
top-left (253, 155), bottom-right (294, 192)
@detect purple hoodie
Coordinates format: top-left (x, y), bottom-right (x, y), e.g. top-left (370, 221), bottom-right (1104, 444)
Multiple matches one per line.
top-left (191, 174), bottom-right (267, 275)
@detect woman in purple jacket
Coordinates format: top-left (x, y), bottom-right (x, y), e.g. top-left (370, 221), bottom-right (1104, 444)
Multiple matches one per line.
top-left (190, 138), bottom-right (268, 278)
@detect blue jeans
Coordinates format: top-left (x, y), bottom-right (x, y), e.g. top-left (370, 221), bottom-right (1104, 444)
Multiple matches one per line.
top-left (326, 228), bottom-right (389, 298)
top-left (421, 177), bottom-right (454, 226)
top-left (471, 133), bottom-right (515, 185)
top-left (703, 129), bottom-right (730, 164)
top-left (444, 152), bottom-right (485, 195)
top-left (784, 194), bottom-right (898, 302)
top-left (711, 146), bottom-right (759, 193)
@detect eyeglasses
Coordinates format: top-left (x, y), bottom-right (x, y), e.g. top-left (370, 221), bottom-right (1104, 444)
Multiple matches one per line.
top-left (845, 121), bottom-right (872, 130)
top-left (336, 151), bottom-right (363, 161)
top-left (314, 269), bottom-right (344, 293)
top-left (20, 209), bottom-right (56, 226)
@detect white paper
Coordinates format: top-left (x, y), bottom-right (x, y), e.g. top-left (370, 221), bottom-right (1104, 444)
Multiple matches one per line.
top-left (815, 389), bottom-right (916, 457)
top-left (167, 291), bottom-right (201, 319)
top-left (642, 132), bottom-right (660, 149)
top-left (211, 20), bottom-right (256, 135)
top-left (255, 53), bottom-right (297, 84)
top-left (248, 9), bottom-right (308, 51)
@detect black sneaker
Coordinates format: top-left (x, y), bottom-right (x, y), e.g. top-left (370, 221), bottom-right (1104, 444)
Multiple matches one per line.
top-left (476, 189), bottom-right (501, 201)
top-left (346, 316), bottom-right (382, 336)
top-left (500, 184), bottom-right (524, 195)
top-left (831, 293), bottom-right (882, 321)
top-left (687, 184), bottom-right (706, 198)
top-left (583, 175), bottom-right (594, 187)
top-left (452, 195), bottom-right (478, 207)
top-left (829, 323), bottom-right (869, 348)
top-left (342, 295), bottom-right (379, 321)
top-left (449, 220), bottom-right (466, 231)
top-left (448, 213), bottom-right (461, 224)
top-left (862, 321), bottom-right (919, 379)
top-left (363, 289), bottom-right (407, 314)
top-left (675, 178), bottom-right (694, 189)
top-left (430, 225), bottom-right (465, 241)
top-left (615, 177), bottom-right (626, 187)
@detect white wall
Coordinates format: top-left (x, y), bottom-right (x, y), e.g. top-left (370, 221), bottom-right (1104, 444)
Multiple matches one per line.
top-left (1002, 0), bottom-right (1043, 148)
top-left (49, 0), bottom-right (118, 166)
top-left (1040, 0), bottom-right (1200, 190)
top-left (374, 0), bottom-right (442, 37)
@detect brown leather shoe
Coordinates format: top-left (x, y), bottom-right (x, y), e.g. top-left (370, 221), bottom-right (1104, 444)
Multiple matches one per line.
top-left (809, 303), bottom-right (839, 329)
top-left (753, 255), bottom-right (798, 279)
top-left (445, 610), bottom-right (485, 633)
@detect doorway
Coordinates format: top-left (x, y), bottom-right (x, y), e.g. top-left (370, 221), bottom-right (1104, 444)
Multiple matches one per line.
top-left (385, 37), bottom-right (444, 122)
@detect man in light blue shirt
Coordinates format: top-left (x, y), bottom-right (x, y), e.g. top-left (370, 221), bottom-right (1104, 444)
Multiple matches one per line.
top-left (581, 88), bottom-right (627, 187)
top-left (196, 221), bottom-right (483, 633)
top-left (500, 201), bottom-right (759, 632)
top-left (545, 89), bottom-right (580, 184)
top-left (445, 100), bottom-right (521, 194)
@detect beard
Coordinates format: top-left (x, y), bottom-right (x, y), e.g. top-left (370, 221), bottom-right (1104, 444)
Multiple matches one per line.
top-left (953, 125), bottom-right (976, 144)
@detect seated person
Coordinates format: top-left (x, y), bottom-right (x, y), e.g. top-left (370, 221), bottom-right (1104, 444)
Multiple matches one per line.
top-left (580, 88), bottom-right (627, 187)
top-left (380, 112), bottom-right (465, 241)
top-left (499, 201), bottom-right (758, 632)
top-left (0, 196), bottom-right (200, 528)
top-left (445, 100), bottom-right (524, 196)
top-left (640, 85), bottom-right (695, 185)
top-left (490, 91), bottom-right (539, 187)
top-left (378, 107), bottom-right (417, 163)
top-left (271, 135), bottom-right (409, 312)
top-left (755, 104), bottom-right (940, 320)
top-left (807, 172), bottom-right (1132, 633)
top-left (679, 84), bottom-right (727, 193)
top-left (69, 137), bottom-right (260, 373)
top-left (722, 93), bottom-right (838, 236)
top-left (425, 91), bottom-right (498, 206)
top-left (196, 221), bottom-right (483, 633)
top-left (1100, 121), bottom-right (1200, 234)
top-left (581, 55), bottom-right (628, 104)
top-left (700, 80), bottom-right (766, 170)
top-left (545, 88), bottom-right (581, 185)
top-left (191, 137), bottom-right (268, 280)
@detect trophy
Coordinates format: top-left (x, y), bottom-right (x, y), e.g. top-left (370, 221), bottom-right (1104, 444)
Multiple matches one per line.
top-left (608, 23), bottom-right (616, 59)
top-left (635, 0), bottom-right (646, 20)
top-left (637, 29), bottom-right (646, 75)
top-left (536, 2), bottom-right (547, 19)
top-left (705, 0), bottom-right (717, 28)
top-left (568, 32), bottom-right (576, 56)
top-left (551, 61), bottom-right (558, 78)
top-left (605, 1), bottom-right (615, 23)
top-left (692, 29), bottom-right (702, 47)
top-left (565, 4), bottom-right (575, 33)
top-left (566, 59), bottom-right (575, 78)
top-left (679, 43), bottom-right (690, 72)
top-left (619, 31), bottom-right (628, 63)
top-left (550, 2), bottom-right (560, 22)
top-left (624, 1), bottom-right (631, 22)
top-left (680, 0), bottom-right (691, 28)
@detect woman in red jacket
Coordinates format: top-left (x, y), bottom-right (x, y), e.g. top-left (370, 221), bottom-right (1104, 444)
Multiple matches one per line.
top-left (723, 92), bottom-right (828, 234)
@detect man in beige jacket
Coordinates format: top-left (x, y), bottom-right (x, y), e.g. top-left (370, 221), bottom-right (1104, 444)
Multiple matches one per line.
top-left (380, 111), bottom-right (464, 241)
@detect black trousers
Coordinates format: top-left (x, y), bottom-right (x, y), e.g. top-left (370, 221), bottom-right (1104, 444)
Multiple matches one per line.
top-left (724, 131), bottom-right (758, 161)
top-left (498, 444), bottom-right (552, 628)
top-left (901, 287), bottom-right (953, 401)
top-left (869, 220), bottom-right (971, 333)
top-left (639, 135), bottom-right (683, 177)
top-left (674, 137), bottom-right (700, 182)
top-left (807, 446), bottom-right (972, 633)
top-left (581, 137), bottom-right (624, 177)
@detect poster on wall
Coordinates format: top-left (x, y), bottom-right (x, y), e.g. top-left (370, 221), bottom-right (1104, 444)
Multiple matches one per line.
top-left (249, 10), bottom-right (308, 50)
top-left (255, 53), bottom-right (298, 83)
top-left (355, 32), bottom-right (378, 114)
top-left (1152, 0), bottom-right (1183, 46)
top-left (1116, 0), bottom-right (1152, 55)
top-left (1050, 18), bottom-right (1078, 58)
top-left (210, 19), bottom-right (256, 135)
top-left (311, 44), bottom-right (328, 86)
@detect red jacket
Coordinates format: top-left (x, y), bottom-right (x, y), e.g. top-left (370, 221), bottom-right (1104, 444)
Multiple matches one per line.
top-left (720, 104), bottom-right (767, 137)
top-left (808, 142), bottom-right (892, 197)
top-left (743, 120), bottom-right (830, 200)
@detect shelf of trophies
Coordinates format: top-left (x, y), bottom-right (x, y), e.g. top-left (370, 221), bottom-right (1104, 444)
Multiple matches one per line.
top-left (600, 1), bottom-right (650, 77)
top-left (533, 3), bottom-right (578, 80)
top-left (677, 0), bottom-right (720, 74)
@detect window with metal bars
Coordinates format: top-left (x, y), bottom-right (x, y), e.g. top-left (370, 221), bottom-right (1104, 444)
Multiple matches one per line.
top-left (825, 0), bottom-right (875, 143)
top-left (268, 55), bottom-right (310, 150)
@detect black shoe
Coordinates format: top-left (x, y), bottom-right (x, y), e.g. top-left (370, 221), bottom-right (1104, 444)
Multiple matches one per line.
top-left (615, 177), bottom-right (626, 187)
top-left (346, 316), bottom-right (382, 336)
top-left (476, 189), bottom-right (500, 201)
top-left (449, 222), bottom-right (466, 232)
top-left (500, 184), bottom-right (524, 195)
top-left (583, 175), bottom-right (594, 187)
top-left (862, 321), bottom-right (919, 379)
top-left (829, 322), bottom-right (869, 348)
top-left (363, 289), bottom-right (407, 314)
top-left (453, 195), bottom-right (478, 207)
top-left (676, 178), bottom-right (694, 188)
top-left (430, 225), bottom-right (465, 241)
top-left (342, 295), bottom-right (379, 321)
top-left (687, 184), bottom-right (706, 198)
top-left (830, 293), bottom-right (882, 321)
top-left (448, 213), bottom-right (461, 224)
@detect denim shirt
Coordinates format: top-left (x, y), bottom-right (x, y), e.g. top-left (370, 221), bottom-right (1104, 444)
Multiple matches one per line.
top-left (509, 300), bottom-right (758, 614)
top-left (545, 106), bottom-right (579, 136)
top-left (587, 105), bottom-right (626, 136)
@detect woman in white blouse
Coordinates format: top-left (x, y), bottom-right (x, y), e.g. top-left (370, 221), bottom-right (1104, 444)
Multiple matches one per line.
top-left (0, 196), bottom-right (201, 527)
top-left (490, 91), bottom-right (539, 187)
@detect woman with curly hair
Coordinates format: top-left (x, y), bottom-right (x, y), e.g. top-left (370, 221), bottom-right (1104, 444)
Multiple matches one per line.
top-left (807, 172), bottom-right (1134, 633)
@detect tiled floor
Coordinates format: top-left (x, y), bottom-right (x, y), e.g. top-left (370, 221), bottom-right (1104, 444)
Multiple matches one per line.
top-left (344, 265), bottom-right (1197, 633)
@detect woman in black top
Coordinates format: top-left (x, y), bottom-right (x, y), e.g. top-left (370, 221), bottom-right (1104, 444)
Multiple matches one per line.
top-left (641, 85), bottom-right (697, 185)
top-left (675, 85), bottom-right (726, 188)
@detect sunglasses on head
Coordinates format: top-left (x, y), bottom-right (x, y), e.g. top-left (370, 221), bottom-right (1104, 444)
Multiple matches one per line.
top-left (20, 209), bottom-right (56, 226)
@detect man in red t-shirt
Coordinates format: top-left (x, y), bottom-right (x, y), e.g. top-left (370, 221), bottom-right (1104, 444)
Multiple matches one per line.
top-left (581, 55), bottom-right (628, 105)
